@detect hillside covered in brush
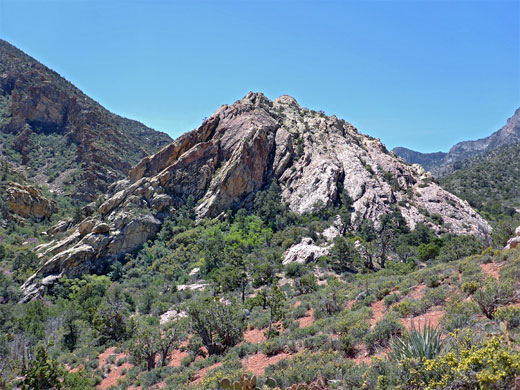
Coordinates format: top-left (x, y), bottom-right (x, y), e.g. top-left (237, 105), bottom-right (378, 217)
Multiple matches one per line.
top-left (0, 40), bottom-right (172, 200)
top-left (438, 142), bottom-right (520, 222)
top-left (1, 92), bottom-right (519, 390)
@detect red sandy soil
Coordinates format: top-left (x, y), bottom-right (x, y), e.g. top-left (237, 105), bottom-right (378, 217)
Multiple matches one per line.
top-left (370, 300), bottom-right (386, 328)
top-left (242, 352), bottom-right (292, 377)
top-left (347, 300), bottom-right (355, 309)
top-left (352, 344), bottom-right (388, 365)
top-left (402, 305), bottom-right (445, 330)
top-left (97, 347), bottom-right (132, 390)
top-left (244, 327), bottom-right (267, 344)
top-left (293, 300), bottom-right (302, 308)
top-left (480, 262), bottom-right (500, 280)
top-left (298, 308), bottom-right (314, 328)
top-left (168, 341), bottom-right (190, 368)
top-left (192, 362), bottom-right (223, 384)
top-left (409, 284), bottom-right (426, 300)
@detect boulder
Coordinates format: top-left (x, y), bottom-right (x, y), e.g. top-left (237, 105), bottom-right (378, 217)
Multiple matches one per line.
top-left (283, 238), bottom-right (330, 265)
top-left (505, 225), bottom-right (520, 249)
top-left (6, 183), bottom-right (57, 219)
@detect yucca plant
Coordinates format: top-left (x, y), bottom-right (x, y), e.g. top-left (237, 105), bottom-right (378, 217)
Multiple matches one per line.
top-left (390, 320), bottom-right (447, 361)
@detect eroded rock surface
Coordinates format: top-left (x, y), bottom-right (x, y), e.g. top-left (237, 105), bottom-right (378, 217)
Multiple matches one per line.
top-left (282, 238), bottom-right (330, 265)
top-left (505, 225), bottom-right (520, 250)
top-left (6, 182), bottom-right (57, 219)
top-left (22, 92), bottom-right (491, 300)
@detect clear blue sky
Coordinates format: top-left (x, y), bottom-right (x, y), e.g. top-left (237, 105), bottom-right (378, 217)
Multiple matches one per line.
top-left (1, 0), bottom-right (519, 152)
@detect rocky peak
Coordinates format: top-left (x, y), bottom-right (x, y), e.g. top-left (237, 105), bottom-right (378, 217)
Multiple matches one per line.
top-left (21, 92), bottom-right (491, 300)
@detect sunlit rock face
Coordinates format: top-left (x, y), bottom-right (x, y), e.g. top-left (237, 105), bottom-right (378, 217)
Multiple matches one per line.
top-left (22, 92), bottom-right (491, 300)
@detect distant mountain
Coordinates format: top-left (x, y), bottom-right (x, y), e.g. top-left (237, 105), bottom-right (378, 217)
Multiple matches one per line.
top-left (391, 147), bottom-right (446, 172)
top-left (0, 39), bottom-right (172, 200)
top-left (393, 107), bottom-right (520, 175)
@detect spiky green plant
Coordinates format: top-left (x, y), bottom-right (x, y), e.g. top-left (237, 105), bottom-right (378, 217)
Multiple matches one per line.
top-left (390, 320), bottom-right (447, 361)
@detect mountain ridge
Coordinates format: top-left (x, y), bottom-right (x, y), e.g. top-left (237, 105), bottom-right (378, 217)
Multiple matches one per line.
top-left (0, 39), bottom-right (172, 200)
top-left (393, 107), bottom-right (520, 174)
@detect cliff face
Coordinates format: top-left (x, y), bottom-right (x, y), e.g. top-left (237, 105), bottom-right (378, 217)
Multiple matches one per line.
top-left (393, 107), bottom-right (520, 175)
top-left (21, 92), bottom-right (491, 299)
top-left (0, 39), bottom-right (171, 199)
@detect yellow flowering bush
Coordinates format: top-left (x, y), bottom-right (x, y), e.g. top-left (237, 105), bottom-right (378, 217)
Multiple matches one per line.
top-left (408, 336), bottom-right (520, 389)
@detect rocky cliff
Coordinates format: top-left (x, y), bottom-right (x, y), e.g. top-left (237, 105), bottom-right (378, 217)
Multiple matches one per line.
top-left (0, 39), bottom-right (172, 199)
top-left (393, 107), bottom-right (520, 175)
top-left (21, 92), bottom-right (491, 299)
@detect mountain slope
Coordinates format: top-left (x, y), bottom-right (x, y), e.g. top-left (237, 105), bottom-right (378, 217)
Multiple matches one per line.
top-left (0, 39), bottom-right (172, 200)
top-left (22, 92), bottom-right (490, 298)
top-left (439, 142), bottom-right (520, 220)
top-left (393, 107), bottom-right (520, 174)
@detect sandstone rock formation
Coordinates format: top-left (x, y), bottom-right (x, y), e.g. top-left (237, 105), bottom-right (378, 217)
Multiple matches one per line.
top-left (505, 225), bottom-right (520, 250)
top-left (22, 92), bottom-right (491, 300)
top-left (6, 182), bottom-right (57, 219)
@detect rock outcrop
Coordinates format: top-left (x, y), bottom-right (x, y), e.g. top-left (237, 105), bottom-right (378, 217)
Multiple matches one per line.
top-left (6, 182), bottom-right (57, 219)
top-left (0, 39), bottom-right (171, 199)
top-left (282, 238), bottom-right (330, 265)
top-left (505, 225), bottom-right (520, 250)
top-left (21, 92), bottom-right (491, 300)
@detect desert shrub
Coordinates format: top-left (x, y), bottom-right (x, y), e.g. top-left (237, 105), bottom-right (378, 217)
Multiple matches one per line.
top-left (303, 334), bottom-right (330, 351)
top-left (383, 293), bottom-right (400, 308)
top-left (441, 296), bottom-right (479, 332)
top-left (422, 286), bottom-right (449, 308)
top-left (291, 305), bottom-right (308, 319)
top-left (461, 281), bottom-right (480, 296)
top-left (262, 337), bottom-right (287, 356)
top-left (294, 273), bottom-right (318, 295)
top-left (365, 313), bottom-right (404, 354)
top-left (264, 350), bottom-right (364, 388)
top-left (335, 307), bottom-right (371, 340)
top-left (187, 297), bottom-right (246, 355)
top-left (407, 336), bottom-right (520, 390)
top-left (417, 243), bottom-right (440, 261)
top-left (495, 306), bottom-right (520, 330)
top-left (393, 299), bottom-right (426, 318)
top-left (285, 262), bottom-right (307, 278)
top-left (473, 278), bottom-right (515, 319)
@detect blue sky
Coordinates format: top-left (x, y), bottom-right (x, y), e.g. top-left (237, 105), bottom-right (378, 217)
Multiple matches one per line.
top-left (1, 0), bottom-right (519, 152)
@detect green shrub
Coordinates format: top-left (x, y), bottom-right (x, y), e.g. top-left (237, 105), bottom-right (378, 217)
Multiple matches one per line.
top-left (383, 293), bottom-right (400, 308)
top-left (365, 313), bottom-right (404, 354)
top-left (408, 336), bottom-right (520, 389)
top-left (440, 296), bottom-right (478, 332)
top-left (262, 338), bottom-right (286, 356)
top-left (473, 278), bottom-right (515, 319)
top-left (461, 281), bottom-right (479, 296)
